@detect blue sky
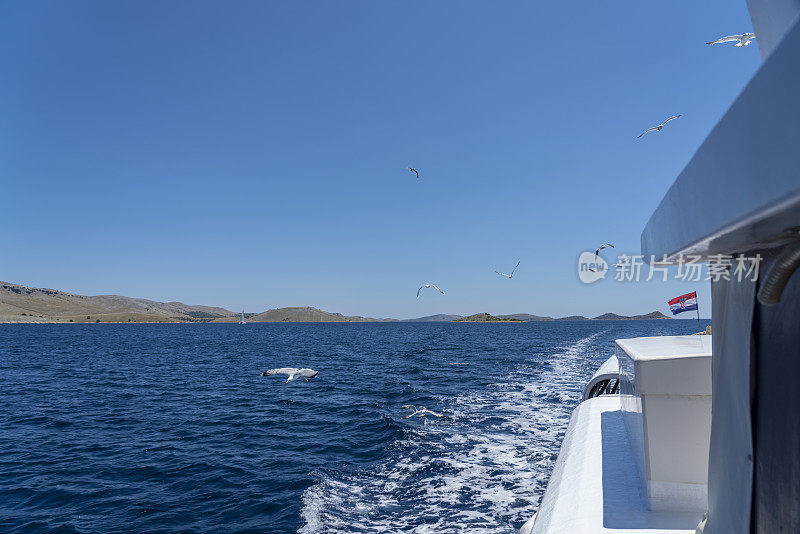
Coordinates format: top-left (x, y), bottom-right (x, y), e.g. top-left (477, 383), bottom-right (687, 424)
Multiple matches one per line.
top-left (1, 1), bottom-right (759, 319)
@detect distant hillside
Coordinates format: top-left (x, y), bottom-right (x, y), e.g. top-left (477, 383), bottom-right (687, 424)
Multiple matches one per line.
top-left (223, 306), bottom-right (384, 323)
top-left (454, 313), bottom-right (524, 322)
top-left (0, 280), bottom-right (677, 324)
top-left (498, 313), bottom-right (554, 321)
top-left (593, 311), bottom-right (671, 320)
top-left (404, 314), bottom-right (463, 322)
top-left (0, 283), bottom-right (383, 324)
top-left (0, 282), bottom-right (235, 323)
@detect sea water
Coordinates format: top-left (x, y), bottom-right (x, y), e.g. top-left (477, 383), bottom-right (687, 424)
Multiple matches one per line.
top-left (0, 320), bottom-right (708, 533)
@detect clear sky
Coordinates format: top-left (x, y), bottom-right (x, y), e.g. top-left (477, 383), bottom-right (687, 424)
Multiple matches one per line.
top-left (1, 1), bottom-right (760, 319)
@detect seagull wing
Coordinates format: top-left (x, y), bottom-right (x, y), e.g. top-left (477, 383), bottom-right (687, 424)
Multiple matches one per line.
top-left (638, 127), bottom-right (658, 138)
top-left (595, 243), bottom-right (614, 259)
top-left (431, 284), bottom-right (444, 294)
top-left (298, 369), bottom-right (318, 378)
top-left (510, 261), bottom-right (520, 276)
top-left (706, 35), bottom-right (740, 45)
top-left (408, 167), bottom-right (419, 178)
top-left (495, 271), bottom-right (510, 278)
top-left (417, 286), bottom-right (423, 298)
top-left (267, 368), bottom-right (299, 376)
top-left (661, 115), bottom-right (682, 126)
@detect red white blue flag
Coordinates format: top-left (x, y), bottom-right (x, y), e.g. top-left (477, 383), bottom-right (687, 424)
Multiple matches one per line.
top-left (668, 291), bottom-right (698, 315)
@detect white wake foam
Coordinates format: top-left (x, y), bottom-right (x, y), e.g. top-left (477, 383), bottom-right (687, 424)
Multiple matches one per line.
top-left (299, 331), bottom-right (606, 533)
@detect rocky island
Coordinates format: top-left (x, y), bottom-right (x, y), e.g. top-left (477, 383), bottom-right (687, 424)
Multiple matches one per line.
top-left (453, 313), bottom-right (524, 323)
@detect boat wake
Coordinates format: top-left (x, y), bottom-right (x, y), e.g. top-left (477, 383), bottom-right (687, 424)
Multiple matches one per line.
top-left (299, 331), bottom-right (606, 533)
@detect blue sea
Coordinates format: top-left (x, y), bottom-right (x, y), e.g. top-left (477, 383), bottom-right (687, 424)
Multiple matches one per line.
top-left (0, 320), bottom-right (708, 533)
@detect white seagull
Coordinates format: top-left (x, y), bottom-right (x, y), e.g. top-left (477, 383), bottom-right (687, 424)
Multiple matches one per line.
top-left (706, 33), bottom-right (756, 47)
top-left (402, 405), bottom-right (445, 419)
top-left (417, 284), bottom-right (444, 298)
top-left (261, 368), bottom-right (319, 383)
top-left (638, 115), bottom-right (682, 138)
top-left (594, 243), bottom-right (614, 260)
top-left (495, 261), bottom-right (520, 279)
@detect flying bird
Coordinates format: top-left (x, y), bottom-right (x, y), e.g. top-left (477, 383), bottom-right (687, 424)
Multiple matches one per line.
top-left (417, 284), bottom-right (444, 298)
top-left (408, 167), bottom-right (420, 179)
top-left (706, 33), bottom-right (756, 47)
top-left (402, 405), bottom-right (445, 419)
top-left (261, 368), bottom-right (319, 384)
top-left (638, 115), bottom-right (682, 138)
top-left (495, 261), bottom-right (520, 279)
top-left (594, 243), bottom-right (614, 260)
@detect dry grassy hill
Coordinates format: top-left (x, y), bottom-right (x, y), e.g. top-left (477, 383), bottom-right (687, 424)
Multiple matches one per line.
top-left (0, 282), bottom-right (235, 323)
top-left (592, 311), bottom-right (671, 320)
top-left (0, 283), bottom-right (387, 323)
top-left (215, 306), bottom-right (383, 322)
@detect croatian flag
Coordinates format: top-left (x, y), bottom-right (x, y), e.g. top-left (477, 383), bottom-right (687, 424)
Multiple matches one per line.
top-left (668, 291), bottom-right (698, 315)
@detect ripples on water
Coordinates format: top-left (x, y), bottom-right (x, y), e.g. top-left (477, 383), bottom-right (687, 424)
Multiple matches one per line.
top-left (0, 320), bottom-right (706, 533)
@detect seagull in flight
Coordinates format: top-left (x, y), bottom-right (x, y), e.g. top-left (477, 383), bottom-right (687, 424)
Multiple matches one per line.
top-left (706, 33), bottom-right (756, 47)
top-left (402, 405), bottom-right (445, 419)
top-left (261, 368), bottom-right (319, 384)
top-left (638, 115), bottom-right (681, 138)
top-left (495, 261), bottom-right (520, 279)
top-left (417, 284), bottom-right (444, 298)
top-left (594, 243), bottom-right (614, 260)
top-left (408, 167), bottom-right (420, 179)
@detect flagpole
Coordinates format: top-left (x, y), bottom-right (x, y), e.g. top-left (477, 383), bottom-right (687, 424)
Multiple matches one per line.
top-left (696, 298), bottom-right (701, 332)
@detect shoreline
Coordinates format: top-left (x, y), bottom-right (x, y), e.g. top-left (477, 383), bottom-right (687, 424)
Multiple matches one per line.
top-left (1, 318), bottom-right (709, 325)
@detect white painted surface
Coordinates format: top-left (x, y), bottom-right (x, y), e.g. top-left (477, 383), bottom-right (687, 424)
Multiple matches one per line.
top-left (520, 513), bottom-right (536, 534)
top-left (616, 335), bottom-right (712, 512)
top-left (525, 395), bottom-right (703, 533)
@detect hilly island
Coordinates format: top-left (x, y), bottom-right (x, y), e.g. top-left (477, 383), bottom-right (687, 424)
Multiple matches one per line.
top-left (454, 313), bottom-right (524, 322)
top-left (1, 282), bottom-right (671, 323)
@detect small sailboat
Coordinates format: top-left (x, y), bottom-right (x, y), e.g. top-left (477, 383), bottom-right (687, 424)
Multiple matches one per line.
top-left (239, 310), bottom-right (246, 324)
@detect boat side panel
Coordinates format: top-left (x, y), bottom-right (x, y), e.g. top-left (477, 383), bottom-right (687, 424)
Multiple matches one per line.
top-left (528, 396), bottom-right (702, 533)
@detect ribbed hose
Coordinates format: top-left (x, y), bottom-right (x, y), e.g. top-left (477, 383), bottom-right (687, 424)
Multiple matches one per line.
top-left (757, 236), bottom-right (800, 306)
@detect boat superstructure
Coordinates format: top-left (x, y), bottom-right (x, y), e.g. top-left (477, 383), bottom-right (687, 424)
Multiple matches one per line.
top-left (523, 337), bottom-right (711, 534)
top-left (523, 2), bottom-right (800, 532)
